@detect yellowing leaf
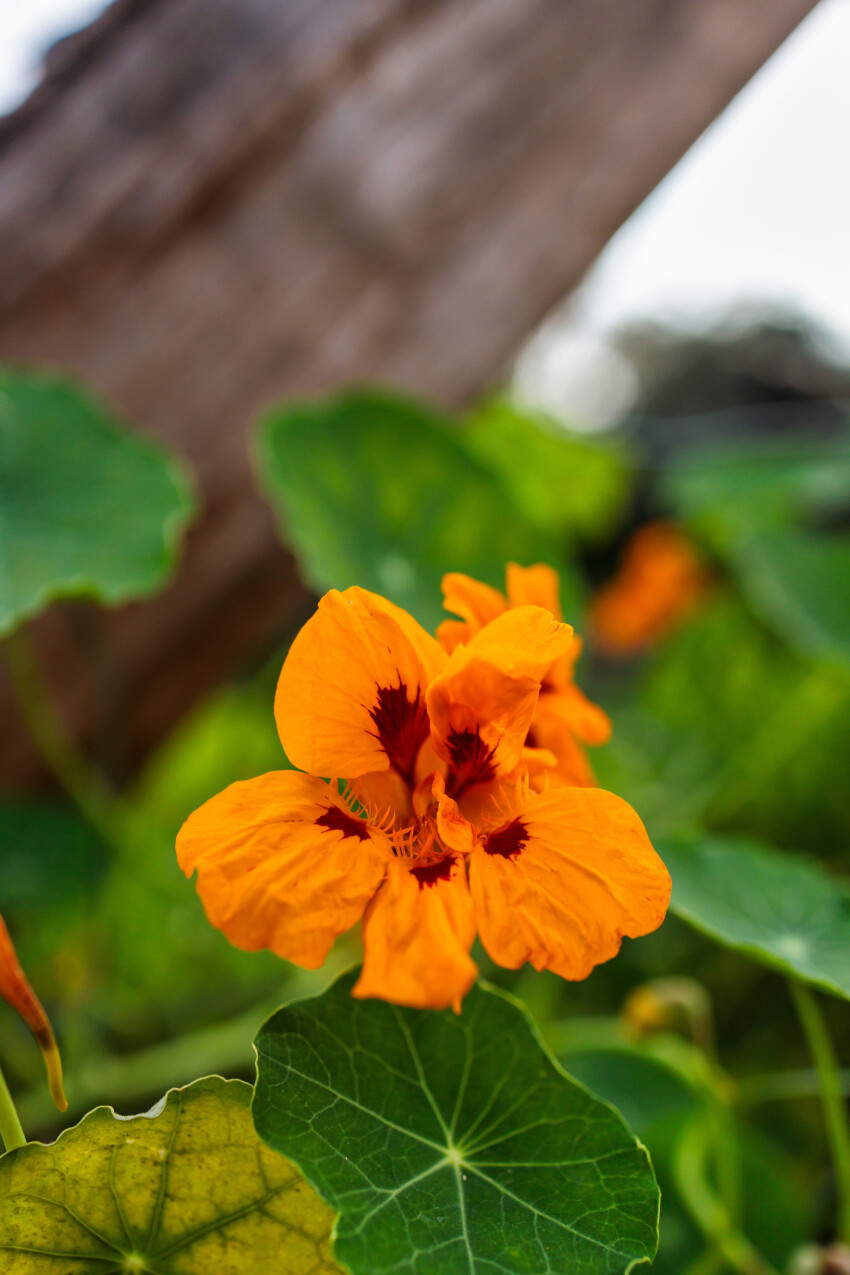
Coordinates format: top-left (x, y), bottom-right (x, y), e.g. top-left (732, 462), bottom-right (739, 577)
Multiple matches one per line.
top-left (0, 1076), bottom-right (342, 1275)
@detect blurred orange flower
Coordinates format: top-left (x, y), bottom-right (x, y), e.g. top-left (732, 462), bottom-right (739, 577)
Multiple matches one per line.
top-left (0, 914), bottom-right (67, 1111)
top-left (178, 586), bottom-right (669, 1011)
top-left (590, 522), bottom-right (706, 655)
top-left (439, 563), bottom-right (611, 787)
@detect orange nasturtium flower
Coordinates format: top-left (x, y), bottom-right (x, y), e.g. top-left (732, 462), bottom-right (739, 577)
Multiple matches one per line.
top-left (0, 914), bottom-right (67, 1111)
top-left (589, 521), bottom-right (707, 656)
top-left (178, 586), bottom-right (670, 1011)
top-left (438, 563), bottom-right (611, 787)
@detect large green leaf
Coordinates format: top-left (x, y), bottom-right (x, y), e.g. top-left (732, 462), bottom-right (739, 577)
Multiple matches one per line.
top-left (0, 1076), bottom-right (342, 1274)
top-left (255, 390), bottom-right (571, 631)
top-left (662, 434), bottom-right (850, 665)
top-left (0, 370), bottom-right (194, 634)
top-left (662, 834), bottom-right (850, 998)
top-left (461, 399), bottom-right (629, 540)
top-left (736, 528), bottom-right (850, 667)
top-left (253, 970), bottom-right (660, 1275)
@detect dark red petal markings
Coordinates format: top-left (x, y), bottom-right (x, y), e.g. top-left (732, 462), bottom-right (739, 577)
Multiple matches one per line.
top-left (369, 680), bottom-right (430, 787)
top-left (411, 856), bottom-right (455, 889)
top-left (316, 806), bottom-right (371, 841)
top-left (482, 818), bottom-right (528, 860)
top-left (445, 728), bottom-right (496, 798)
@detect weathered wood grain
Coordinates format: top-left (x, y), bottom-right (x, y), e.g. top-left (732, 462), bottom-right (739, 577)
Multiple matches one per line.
top-left (0, 0), bottom-right (817, 788)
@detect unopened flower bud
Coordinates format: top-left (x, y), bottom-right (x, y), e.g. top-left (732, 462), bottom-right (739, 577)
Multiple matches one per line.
top-left (0, 914), bottom-right (67, 1111)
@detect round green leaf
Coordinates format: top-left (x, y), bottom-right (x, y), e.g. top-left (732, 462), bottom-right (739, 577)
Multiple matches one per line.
top-left (661, 434), bottom-right (850, 666)
top-left (662, 833), bottom-right (850, 998)
top-left (733, 528), bottom-right (850, 667)
top-left (0, 370), bottom-right (195, 634)
top-left (461, 399), bottom-right (629, 542)
top-left (254, 390), bottom-right (574, 631)
top-left (253, 970), bottom-right (660, 1275)
top-left (0, 1076), bottom-right (342, 1274)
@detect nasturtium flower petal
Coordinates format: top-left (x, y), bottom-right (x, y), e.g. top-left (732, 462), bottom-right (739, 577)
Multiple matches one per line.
top-left (275, 587), bottom-right (445, 782)
top-left (505, 560), bottom-right (562, 616)
top-left (526, 700), bottom-right (598, 787)
top-left (177, 770), bottom-right (389, 968)
top-left (438, 572), bottom-right (506, 648)
top-left (355, 856), bottom-right (477, 1011)
top-left (470, 787), bottom-right (670, 980)
top-left (0, 915), bottom-right (66, 1111)
top-left (427, 606), bottom-right (573, 792)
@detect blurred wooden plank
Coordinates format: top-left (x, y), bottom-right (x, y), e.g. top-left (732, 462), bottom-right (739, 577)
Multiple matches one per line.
top-left (0, 0), bottom-right (817, 788)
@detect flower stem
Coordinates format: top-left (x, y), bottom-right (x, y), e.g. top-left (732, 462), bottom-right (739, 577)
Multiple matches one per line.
top-left (0, 1061), bottom-right (26, 1153)
top-left (673, 1115), bottom-right (780, 1275)
top-left (789, 979), bottom-right (850, 1243)
top-left (3, 624), bottom-right (118, 848)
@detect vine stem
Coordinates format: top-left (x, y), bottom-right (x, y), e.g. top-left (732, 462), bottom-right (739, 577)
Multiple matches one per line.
top-left (789, 979), bottom-right (850, 1243)
top-left (0, 1061), bottom-right (26, 1153)
top-left (2, 624), bottom-right (120, 849)
top-left (673, 1115), bottom-right (781, 1275)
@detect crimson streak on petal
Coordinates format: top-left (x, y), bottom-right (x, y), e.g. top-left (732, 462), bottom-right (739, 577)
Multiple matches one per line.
top-left (369, 681), bottom-right (431, 787)
top-left (446, 728), bottom-right (496, 798)
top-left (483, 819), bottom-right (528, 860)
top-left (316, 806), bottom-right (371, 841)
top-left (411, 857), bottom-right (455, 889)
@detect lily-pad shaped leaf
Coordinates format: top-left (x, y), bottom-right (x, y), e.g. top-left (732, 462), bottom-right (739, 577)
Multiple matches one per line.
top-left (0, 369), bottom-right (195, 635)
top-left (255, 389), bottom-right (572, 632)
top-left (253, 970), bottom-right (660, 1275)
top-left (662, 833), bottom-right (850, 999)
top-left (460, 399), bottom-right (629, 542)
top-left (661, 434), bottom-right (850, 665)
top-left (733, 528), bottom-right (850, 667)
top-left (0, 1076), bottom-right (342, 1274)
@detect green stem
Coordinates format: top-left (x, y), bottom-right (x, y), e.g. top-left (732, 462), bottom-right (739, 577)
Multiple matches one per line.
top-left (739, 1067), bottom-right (850, 1106)
top-left (789, 979), bottom-right (850, 1243)
top-left (673, 1116), bottom-right (781, 1275)
top-left (3, 624), bottom-right (120, 849)
top-left (0, 1061), bottom-right (26, 1152)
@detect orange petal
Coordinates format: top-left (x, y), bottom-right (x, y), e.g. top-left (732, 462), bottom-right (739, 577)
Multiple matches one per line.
top-left (349, 768), bottom-right (414, 825)
top-left (441, 572), bottom-right (506, 629)
top-left (0, 915), bottom-right (67, 1111)
top-left (354, 855), bottom-right (477, 1011)
top-left (432, 772), bottom-right (476, 854)
top-left (505, 563), bottom-right (562, 620)
top-left (528, 695), bottom-right (606, 788)
top-left (275, 587), bottom-right (445, 783)
top-left (553, 684), bottom-right (612, 746)
top-left (436, 618), bottom-right (473, 654)
top-left (469, 787), bottom-right (670, 980)
top-left (177, 770), bottom-right (389, 968)
top-left (426, 606), bottom-right (573, 795)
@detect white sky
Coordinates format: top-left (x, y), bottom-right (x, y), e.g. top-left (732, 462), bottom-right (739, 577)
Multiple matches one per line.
top-left (0, 0), bottom-right (107, 113)
top-left (576, 0), bottom-right (850, 347)
top-left (0, 0), bottom-right (848, 357)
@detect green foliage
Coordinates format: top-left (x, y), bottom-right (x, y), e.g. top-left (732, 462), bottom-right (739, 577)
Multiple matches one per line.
top-left (254, 970), bottom-right (660, 1275)
top-left (255, 389), bottom-right (582, 630)
top-left (663, 833), bottom-right (850, 999)
top-left (0, 803), bottom-right (104, 913)
top-left (0, 369), bottom-right (194, 634)
top-left (594, 592), bottom-right (850, 859)
top-left (0, 1077), bottom-right (342, 1274)
top-left (461, 399), bottom-right (629, 540)
top-left (663, 432), bottom-right (850, 666)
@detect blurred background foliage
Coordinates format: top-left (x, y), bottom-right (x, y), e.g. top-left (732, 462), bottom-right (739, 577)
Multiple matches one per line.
top-left (2, 313), bottom-right (850, 1272)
